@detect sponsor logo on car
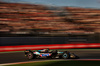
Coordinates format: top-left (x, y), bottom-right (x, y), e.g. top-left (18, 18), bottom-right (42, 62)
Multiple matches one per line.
top-left (40, 54), bottom-right (51, 57)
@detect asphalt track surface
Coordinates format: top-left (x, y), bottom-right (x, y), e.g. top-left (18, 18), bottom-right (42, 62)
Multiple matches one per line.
top-left (0, 50), bottom-right (100, 64)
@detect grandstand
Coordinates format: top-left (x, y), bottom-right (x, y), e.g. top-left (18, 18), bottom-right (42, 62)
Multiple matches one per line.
top-left (0, 2), bottom-right (100, 36)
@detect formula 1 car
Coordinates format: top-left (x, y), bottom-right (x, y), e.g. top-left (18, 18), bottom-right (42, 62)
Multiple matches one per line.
top-left (24, 48), bottom-right (79, 59)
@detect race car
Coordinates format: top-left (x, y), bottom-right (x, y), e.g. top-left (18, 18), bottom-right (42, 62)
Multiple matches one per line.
top-left (24, 48), bottom-right (79, 59)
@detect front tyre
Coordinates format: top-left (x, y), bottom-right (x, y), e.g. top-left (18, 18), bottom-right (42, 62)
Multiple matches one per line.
top-left (62, 52), bottom-right (70, 59)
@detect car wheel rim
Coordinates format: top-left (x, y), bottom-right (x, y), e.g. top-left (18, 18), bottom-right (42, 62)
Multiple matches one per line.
top-left (63, 53), bottom-right (67, 58)
top-left (28, 54), bottom-right (32, 59)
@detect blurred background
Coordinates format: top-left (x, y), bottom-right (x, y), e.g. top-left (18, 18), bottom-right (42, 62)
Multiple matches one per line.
top-left (0, 0), bottom-right (100, 51)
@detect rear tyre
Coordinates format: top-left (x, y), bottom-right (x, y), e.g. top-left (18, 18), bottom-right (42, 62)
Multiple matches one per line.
top-left (62, 51), bottom-right (70, 59)
top-left (27, 52), bottom-right (34, 59)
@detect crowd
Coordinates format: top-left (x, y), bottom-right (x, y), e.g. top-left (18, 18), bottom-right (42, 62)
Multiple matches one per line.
top-left (0, 2), bottom-right (100, 35)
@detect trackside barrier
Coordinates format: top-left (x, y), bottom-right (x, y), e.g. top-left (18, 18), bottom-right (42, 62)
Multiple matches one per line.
top-left (0, 43), bottom-right (100, 52)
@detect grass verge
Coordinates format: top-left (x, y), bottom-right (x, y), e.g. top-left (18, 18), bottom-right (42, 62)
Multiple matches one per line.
top-left (6, 60), bottom-right (100, 66)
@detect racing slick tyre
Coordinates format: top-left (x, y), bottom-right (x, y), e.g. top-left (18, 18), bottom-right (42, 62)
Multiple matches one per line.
top-left (27, 52), bottom-right (34, 59)
top-left (62, 51), bottom-right (70, 59)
